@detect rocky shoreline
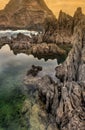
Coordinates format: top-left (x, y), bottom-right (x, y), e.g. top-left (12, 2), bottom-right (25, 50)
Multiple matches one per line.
top-left (0, 0), bottom-right (85, 129)
top-left (0, 32), bottom-right (69, 62)
top-left (24, 27), bottom-right (85, 130)
top-left (1, 7), bottom-right (85, 61)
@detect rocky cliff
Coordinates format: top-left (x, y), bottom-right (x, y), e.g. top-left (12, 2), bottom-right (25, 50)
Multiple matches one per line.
top-left (0, 0), bottom-right (56, 30)
top-left (73, 7), bottom-right (85, 27)
top-left (0, 1), bottom-right (85, 45)
top-left (58, 10), bottom-right (73, 34)
top-left (43, 7), bottom-right (85, 44)
top-left (25, 27), bottom-right (85, 130)
top-left (57, 7), bottom-right (85, 34)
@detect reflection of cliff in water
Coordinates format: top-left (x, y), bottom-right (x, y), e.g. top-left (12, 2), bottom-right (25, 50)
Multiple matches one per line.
top-left (0, 30), bottom-right (71, 63)
top-left (0, 44), bottom-right (58, 130)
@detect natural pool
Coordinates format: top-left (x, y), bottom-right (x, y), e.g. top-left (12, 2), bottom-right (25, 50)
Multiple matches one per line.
top-left (0, 45), bottom-right (57, 130)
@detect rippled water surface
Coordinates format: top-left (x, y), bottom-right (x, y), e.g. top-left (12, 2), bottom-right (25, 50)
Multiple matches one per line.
top-left (0, 45), bottom-right (57, 130)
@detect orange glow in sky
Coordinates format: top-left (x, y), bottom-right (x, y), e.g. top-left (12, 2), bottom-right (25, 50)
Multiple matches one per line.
top-left (0, 0), bottom-right (85, 17)
top-left (0, 0), bottom-right (9, 9)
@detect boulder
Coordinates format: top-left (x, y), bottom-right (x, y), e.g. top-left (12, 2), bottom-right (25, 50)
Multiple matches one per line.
top-left (27, 65), bottom-right (42, 77)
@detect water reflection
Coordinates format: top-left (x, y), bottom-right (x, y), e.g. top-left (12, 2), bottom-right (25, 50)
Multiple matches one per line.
top-left (0, 44), bottom-right (57, 130)
top-left (0, 44), bottom-right (57, 78)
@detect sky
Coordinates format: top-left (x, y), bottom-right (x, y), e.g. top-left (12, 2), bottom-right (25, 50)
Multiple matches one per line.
top-left (0, 0), bottom-right (85, 17)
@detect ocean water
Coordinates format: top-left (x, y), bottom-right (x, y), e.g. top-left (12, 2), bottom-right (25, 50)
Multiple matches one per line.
top-left (0, 44), bottom-right (57, 130)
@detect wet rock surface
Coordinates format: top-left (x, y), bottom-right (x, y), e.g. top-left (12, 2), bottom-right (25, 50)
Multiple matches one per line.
top-left (25, 27), bottom-right (85, 130)
top-left (27, 65), bottom-right (42, 77)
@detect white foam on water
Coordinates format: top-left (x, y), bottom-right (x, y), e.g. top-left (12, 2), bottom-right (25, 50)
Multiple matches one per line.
top-left (0, 30), bottom-right (39, 39)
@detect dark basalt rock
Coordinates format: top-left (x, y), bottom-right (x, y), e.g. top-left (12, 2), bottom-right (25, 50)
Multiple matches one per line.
top-left (27, 65), bottom-right (42, 77)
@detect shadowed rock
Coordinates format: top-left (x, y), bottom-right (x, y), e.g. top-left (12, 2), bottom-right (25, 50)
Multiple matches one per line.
top-left (27, 65), bottom-right (42, 77)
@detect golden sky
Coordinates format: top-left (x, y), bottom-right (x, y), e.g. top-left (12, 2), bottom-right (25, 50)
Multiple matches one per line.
top-left (0, 0), bottom-right (85, 17)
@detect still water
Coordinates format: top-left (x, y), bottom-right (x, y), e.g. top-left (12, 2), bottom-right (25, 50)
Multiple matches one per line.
top-left (0, 45), bottom-right (57, 130)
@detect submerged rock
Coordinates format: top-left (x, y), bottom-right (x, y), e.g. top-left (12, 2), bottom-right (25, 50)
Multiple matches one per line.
top-left (27, 65), bottom-right (42, 77)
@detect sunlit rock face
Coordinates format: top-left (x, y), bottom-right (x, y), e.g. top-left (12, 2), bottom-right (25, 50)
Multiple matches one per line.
top-left (0, 0), bottom-right (56, 30)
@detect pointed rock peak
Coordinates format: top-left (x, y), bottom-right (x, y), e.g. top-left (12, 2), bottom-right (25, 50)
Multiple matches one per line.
top-left (59, 9), bottom-right (72, 18)
top-left (74, 7), bottom-right (83, 18)
top-left (58, 9), bottom-right (72, 22)
top-left (4, 0), bottom-right (52, 13)
top-left (58, 10), bottom-right (64, 17)
top-left (0, 0), bottom-right (56, 29)
top-left (59, 10), bottom-right (63, 14)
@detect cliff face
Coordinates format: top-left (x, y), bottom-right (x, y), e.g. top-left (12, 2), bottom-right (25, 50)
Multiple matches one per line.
top-left (57, 7), bottom-right (85, 33)
top-left (58, 10), bottom-right (73, 34)
top-left (73, 7), bottom-right (85, 27)
top-left (25, 27), bottom-right (85, 130)
top-left (0, 0), bottom-right (56, 30)
top-left (43, 7), bottom-right (85, 44)
top-left (0, 1), bottom-right (85, 46)
top-left (53, 27), bottom-right (85, 130)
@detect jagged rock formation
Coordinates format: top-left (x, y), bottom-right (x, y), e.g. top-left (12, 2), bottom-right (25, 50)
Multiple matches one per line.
top-left (0, 0), bottom-right (56, 30)
top-left (57, 7), bottom-right (85, 34)
top-left (58, 10), bottom-right (73, 34)
top-left (0, 1), bottom-right (85, 46)
top-left (53, 27), bottom-right (85, 130)
top-left (25, 27), bottom-right (85, 130)
top-left (43, 7), bottom-right (85, 44)
top-left (73, 7), bottom-right (85, 28)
